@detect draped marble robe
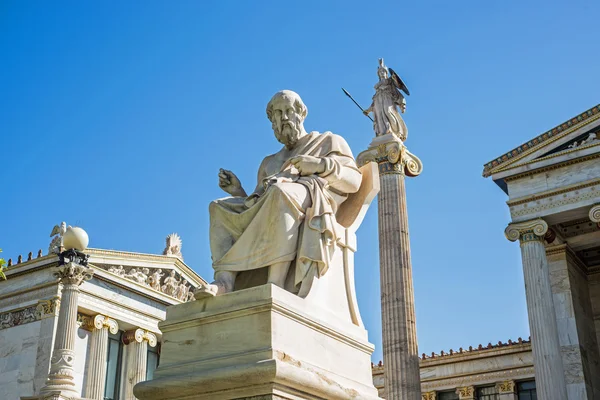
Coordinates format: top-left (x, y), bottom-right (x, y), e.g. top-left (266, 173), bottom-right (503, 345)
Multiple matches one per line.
top-left (209, 131), bottom-right (361, 291)
top-left (370, 77), bottom-right (408, 141)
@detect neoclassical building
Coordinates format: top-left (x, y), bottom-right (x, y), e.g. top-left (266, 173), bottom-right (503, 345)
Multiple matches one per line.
top-left (5, 104), bottom-right (599, 400)
top-left (484, 103), bottom-right (600, 399)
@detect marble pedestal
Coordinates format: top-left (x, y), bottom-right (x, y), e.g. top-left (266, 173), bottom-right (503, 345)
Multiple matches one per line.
top-left (134, 284), bottom-right (380, 400)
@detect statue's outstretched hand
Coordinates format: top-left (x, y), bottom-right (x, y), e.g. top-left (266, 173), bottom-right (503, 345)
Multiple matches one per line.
top-left (218, 169), bottom-right (247, 197)
top-left (289, 155), bottom-right (326, 176)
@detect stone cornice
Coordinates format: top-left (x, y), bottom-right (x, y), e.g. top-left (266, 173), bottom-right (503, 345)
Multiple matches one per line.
top-left (420, 366), bottom-right (535, 390)
top-left (502, 152), bottom-right (600, 183)
top-left (483, 104), bottom-right (600, 177)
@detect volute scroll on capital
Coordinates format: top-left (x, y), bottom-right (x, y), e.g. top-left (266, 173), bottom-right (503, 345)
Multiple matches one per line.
top-left (123, 328), bottom-right (157, 347)
top-left (357, 139), bottom-right (423, 177)
top-left (505, 219), bottom-right (549, 242)
top-left (88, 314), bottom-right (119, 334)
top-left (589, 204), bottom-right (600, 224)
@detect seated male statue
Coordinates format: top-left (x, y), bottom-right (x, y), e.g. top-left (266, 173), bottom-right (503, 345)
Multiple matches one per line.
top-left (198, 90), bottom-right (362, 297)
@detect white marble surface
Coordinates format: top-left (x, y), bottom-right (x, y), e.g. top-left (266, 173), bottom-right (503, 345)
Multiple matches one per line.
top-left (135, 284), bottom-right (379, 400)
top-left (0, 321), bottom-right (42, 399)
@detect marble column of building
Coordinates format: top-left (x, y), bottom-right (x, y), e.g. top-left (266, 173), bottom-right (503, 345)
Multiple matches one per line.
top-left (123, 328), bottom-right (157, 400)
top-left (83, 314), bottom-right (119, 400)
top-left (496, 380), bottom-right (517, 400)
top-left (39, 250), bottom-right (94, 399)
top-left (456, 386), bottom-right (475, 400)
top-left (357, 133), bottom-right (423, 400)
top-left (505, 219), bottom-right (567, 399)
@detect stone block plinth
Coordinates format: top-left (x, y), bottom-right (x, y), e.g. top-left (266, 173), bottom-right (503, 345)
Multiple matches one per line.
top-left (134, 284), bottom-right (379, 400)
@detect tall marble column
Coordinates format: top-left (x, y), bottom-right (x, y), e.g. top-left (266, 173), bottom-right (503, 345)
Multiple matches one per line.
top-left (39, 250), bottom-right (93, 399)
top-left (505, 219), bottom-right (567, 400)
top-left (84, 314), bottom-right (119, 400)
top-left (123, 328), bottom-right (157, 400)
top-left (358, 133), bottom-right (423, 400)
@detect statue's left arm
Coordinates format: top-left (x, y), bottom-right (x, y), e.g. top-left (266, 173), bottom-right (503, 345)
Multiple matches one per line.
top-left (318, 154), bottom-right (362, 194)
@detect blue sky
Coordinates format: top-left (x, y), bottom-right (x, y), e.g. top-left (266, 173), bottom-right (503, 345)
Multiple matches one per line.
top-left (1, 1), bottom-right (599, 363)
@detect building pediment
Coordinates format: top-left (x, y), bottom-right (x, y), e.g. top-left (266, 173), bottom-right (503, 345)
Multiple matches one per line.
top-left (483, 105), bottom-right (600, 188)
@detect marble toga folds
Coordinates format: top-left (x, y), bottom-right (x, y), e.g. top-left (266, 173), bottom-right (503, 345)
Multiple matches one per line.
top-left (209, 131), bottom-right (361, 289)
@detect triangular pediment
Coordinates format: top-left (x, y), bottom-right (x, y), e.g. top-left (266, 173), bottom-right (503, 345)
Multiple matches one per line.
top-left (483, 104), bottom-right (600, 178)
top-left (86, 248), bottom-right (207, 302)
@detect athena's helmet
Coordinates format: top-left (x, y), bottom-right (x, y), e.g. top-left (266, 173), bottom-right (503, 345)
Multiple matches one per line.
top-left (377, 58), bottom-right (389, 80)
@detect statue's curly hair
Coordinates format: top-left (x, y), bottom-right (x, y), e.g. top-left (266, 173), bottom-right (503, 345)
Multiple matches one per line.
top-left (266, 90), bottom-right (308, 122)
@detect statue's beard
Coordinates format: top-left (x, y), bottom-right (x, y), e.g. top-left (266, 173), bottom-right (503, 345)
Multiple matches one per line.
top-left (274, 122), bottom-right (302, 149)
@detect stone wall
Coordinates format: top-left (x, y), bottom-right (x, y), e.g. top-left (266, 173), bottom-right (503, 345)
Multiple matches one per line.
top-left (0, 321), bottom-right (42, 399)
top-left (547, 246), bottom-right (600, 399)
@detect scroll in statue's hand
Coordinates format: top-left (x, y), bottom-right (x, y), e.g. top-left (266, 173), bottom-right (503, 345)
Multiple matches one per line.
top-left (289, 155), bottom-right (326, 176)
top-left (218, 168), bottom-right (247, 197)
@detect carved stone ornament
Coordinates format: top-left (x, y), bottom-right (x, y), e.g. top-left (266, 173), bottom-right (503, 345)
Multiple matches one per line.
top-left (357, 136), bottom-right (423, 177)
top-left (505, 219), bottom-right (549, 242)
top-left (102, 264), bottom-right (196, 302)
top-left (163, 233), bottom-right (184, 260)
top-left (496, 380), bottom-right (516, 393)
top-left (422, 391), bottom-right (437, 400)
top-left (589, 204), bottom-right (600, 223)
top-left (123, 328), bottom-right (157, 347)
top-left (80, 314), bottom-right (119, 334)
top-left (55, 261), bottom-right (94, 286)
top-left (456, 386), bottom-right (475, 399)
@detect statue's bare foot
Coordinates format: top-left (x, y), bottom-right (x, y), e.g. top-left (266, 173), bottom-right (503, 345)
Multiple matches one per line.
top-left (194, 282), bottom-right (230, 299)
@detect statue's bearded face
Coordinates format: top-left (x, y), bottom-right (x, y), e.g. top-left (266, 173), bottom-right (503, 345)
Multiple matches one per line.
top-left (270, 97), bottom-right (305, 149)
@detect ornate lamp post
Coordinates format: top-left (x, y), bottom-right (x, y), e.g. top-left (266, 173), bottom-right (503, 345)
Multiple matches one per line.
top-left (36, 226), bottom-right (93, 400)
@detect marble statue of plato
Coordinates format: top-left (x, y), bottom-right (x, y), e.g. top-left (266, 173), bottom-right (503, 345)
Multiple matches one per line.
top-left (198, 90), bottom-right (362, 297)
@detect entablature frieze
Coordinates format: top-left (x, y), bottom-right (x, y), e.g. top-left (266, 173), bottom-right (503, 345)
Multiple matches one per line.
top-left (420, 366), bottom-right (534, 391)
top-left (507, 178), bottom-right (600, 220)
top-left (0, 297), bottom-right (60, 331)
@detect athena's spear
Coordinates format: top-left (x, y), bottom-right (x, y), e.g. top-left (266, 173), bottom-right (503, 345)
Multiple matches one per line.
top-left (341, 88), bottom-right (374, 122)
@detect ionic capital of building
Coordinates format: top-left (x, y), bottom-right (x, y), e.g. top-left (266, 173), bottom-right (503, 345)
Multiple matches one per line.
top-left (357, 133), bottom-right (423, 177)
top-left (456, 385), bottom-right (475, 399)
top-left (505, 218), bottom-right (549, 243)
top-left (589, 203), bottom-right (600, 224)
top-left (123, 328), bottom-right (157, 347)
top-left (496, 380), bottom-right (516, 393)
top-left (82, 314), bottom-right (119, 333)
top-left (55, 250), bottom-right (93, 286)
top-left (422, 391), bottom-right (437, 400)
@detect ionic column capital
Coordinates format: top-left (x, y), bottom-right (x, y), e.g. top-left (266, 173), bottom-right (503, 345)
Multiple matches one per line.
top-left (84, 314), bottom-right (119, 334)
top-left (356, 133), bottom-right (423, 177)
top-left (505, 219), bottom-right (549, 243)
top-left (123, 328), bottom-right (157, 347)
top-left (496, 380), bottom-right (516, 393)
top-left (422, 391), bottom-right (437, 400)
top-left (55, 250), bottom-right (93, 286)
top-left (456, 386), bottom-right (475, 399)
top-left (589, 204), bottom-right (600, 224)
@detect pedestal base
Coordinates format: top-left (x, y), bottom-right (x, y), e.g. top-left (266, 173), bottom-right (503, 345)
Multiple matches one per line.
top-left (21, 393), bottom-right (91, 400)
top-left (134, 284), bottom-right (379, 400)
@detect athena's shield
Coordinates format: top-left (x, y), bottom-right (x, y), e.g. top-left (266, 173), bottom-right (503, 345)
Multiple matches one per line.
top-left (389, 67), bottom-right (410, 96)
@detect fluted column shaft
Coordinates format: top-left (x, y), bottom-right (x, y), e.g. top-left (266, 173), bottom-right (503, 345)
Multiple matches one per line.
top-left (123, 328), bottom-right (157, 400)
top-left (378, 172), bottom-right (420, 400)
top-left (40, 252), bottom-right (93, 397)
top-left (505, 220), bottom-right (567, 400)
top-left (84, 315), bottom-right (119, 400)
top-left (356, 133), bottom-right (424, 400)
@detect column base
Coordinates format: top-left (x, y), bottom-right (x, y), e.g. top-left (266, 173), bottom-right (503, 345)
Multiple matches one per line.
top-left (134, 284), bottom-right (380, 400)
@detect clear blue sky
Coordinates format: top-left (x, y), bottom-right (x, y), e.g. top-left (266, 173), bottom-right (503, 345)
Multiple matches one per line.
top-left (2, 1), bottom-right (599, 363)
